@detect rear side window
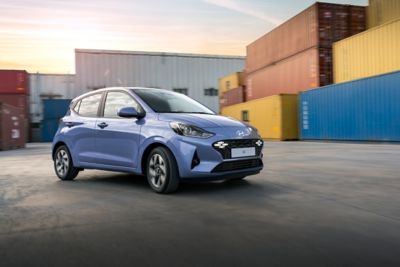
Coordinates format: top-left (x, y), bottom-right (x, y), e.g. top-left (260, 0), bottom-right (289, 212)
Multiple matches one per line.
top-left (76, 93), bottom-right (102, 117)
top-left (73, 101), bottom-right (81, 113)
top-left (103, 92), bottom-right (139, 118)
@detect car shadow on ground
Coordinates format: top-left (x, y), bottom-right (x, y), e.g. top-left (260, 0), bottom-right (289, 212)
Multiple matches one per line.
top-left (67, 172), bottom-right (282, 197)
top-left (73, 173), bottom-right (149, 189)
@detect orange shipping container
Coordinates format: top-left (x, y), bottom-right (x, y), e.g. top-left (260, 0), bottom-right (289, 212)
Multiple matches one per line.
top-left (246, 47), bottom-right (332, 101)
top-left (246, 3), bottom-right (365, 74)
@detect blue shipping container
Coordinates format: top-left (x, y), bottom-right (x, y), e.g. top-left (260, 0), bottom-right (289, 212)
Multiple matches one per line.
top-left (43, 99), bottom-right (71, 120)
top-left (40, 119), bottom-right (60, 142)
top-left (300, 71), bottom-right (400, 141)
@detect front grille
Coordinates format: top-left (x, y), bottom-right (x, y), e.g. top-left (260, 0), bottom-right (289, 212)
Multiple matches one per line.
top-left (213, 139), bottom-right (263, 159)
top-left (212, 159), bottom-right (263, 173)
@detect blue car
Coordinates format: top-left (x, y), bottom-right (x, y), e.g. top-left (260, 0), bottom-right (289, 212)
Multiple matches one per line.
top-left (52, 87), bottom-right (264, 193)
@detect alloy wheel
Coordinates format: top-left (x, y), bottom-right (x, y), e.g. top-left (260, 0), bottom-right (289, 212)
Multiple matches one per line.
top-left (148, 153), bottom-right (167, 188)
top-left (55, 149), bottom-right (70, 177)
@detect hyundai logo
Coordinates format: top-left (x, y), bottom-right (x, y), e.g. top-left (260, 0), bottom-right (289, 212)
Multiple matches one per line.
top-left (236, 129), bottom-right (250, 137)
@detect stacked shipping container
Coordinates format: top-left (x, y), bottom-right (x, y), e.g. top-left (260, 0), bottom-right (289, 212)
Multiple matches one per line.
top-left (0, 70), bottom-right (29, 148)
top-left (0, 70), bottom-right (29, 118)
top-left (219, 72), bottom-right (246, 108)
top-left (221, 2), bottom-right (366, 141)
top-left (246, 2), bottom-right (366, 100)
top-left (299, 0), bottom-right (400, 142)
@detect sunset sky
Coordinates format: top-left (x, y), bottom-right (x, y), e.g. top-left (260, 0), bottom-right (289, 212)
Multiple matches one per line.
top-left (1, 0), bottom-right (367, 73)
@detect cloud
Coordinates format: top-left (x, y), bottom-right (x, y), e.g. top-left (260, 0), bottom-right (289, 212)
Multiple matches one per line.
top-left (204, 0), bottom-right (282, 26)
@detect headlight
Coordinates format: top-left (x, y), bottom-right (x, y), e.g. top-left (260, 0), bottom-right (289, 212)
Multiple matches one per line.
top-left (243, 122), bottom-right (258, 133)
top-left (170, 122), bottom-right (214, 138)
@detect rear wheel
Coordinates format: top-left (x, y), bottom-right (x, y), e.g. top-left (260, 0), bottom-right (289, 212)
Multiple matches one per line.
top-left (54, 145), bottom-right (79, 181)
top-left (146, 147), bottom-right (180, 194)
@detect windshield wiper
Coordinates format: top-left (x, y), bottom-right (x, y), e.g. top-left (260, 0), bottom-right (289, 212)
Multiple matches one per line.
top-left (160, 111), bottom-right (214, 115)
top-left (188, 112), bottom-right (214, 115)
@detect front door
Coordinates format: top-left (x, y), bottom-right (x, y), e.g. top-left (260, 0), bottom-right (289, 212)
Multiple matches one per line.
top-left (95, 91), bottom-right (142, 168)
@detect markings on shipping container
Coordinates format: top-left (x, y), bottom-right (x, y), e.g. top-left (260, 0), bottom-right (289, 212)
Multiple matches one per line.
top-left (302, 101), bottom-right (309, 130)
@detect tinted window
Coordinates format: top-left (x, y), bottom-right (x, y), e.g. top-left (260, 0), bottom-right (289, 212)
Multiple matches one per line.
top-left (204, 88), bottom-right (218, 96)
top-left (242, 110), bottom-right (249, 122)
top-left (103, 92), bottom-right (139, 118)
top-left (133, 89), bottom-right (214, 114)
top-left (78, 93), bottom-right (102, 117)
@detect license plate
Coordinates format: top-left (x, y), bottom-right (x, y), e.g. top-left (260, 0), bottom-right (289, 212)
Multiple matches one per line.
top-left (231, 147), bottom-right (256, 158)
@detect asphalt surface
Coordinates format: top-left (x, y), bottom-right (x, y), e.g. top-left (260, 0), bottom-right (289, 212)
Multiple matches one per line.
top-left (0, 142), bottom-right (399, 267)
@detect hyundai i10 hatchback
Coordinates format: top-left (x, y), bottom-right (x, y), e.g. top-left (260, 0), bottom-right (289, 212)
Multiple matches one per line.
top-left (52, 87), bottom-right (264, 193)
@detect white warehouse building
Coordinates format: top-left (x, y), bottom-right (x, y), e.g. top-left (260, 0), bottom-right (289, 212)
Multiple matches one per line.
top-left (74, 49), bottom-right (245, 112)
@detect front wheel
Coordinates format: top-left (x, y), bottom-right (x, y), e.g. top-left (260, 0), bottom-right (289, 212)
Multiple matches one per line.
top-left (54, 145), bottom-right (80, 181)
top-left (146, 147), bottom-right (180, 194)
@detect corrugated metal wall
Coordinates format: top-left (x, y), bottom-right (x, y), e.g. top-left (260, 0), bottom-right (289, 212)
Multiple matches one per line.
top-left (333, 18), bottom-right (400, 83)
top-left (29, 73), bottom-right (75, 123)
top-left (367, 0), bottom-right (400, 28)
top-left (75, 49), bottom-right (245, 112)
top-left (300, 71), bottom-right (400, 141)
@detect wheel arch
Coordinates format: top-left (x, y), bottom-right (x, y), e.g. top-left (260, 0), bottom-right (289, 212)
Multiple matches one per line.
top-left (140, 142), bottom-right (178, 176)
top-left (52, 141), bottom-right (68, 160)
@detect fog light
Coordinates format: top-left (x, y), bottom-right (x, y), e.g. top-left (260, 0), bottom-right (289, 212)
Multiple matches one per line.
top-left (191, 151), bottom-right (200, 169)
top-left (213, 141), bottom-right (228, 149)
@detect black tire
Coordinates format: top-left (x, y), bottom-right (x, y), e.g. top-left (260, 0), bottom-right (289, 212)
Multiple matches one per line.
top-left (54, 145), bottom-right (80, 181)
top-left (146, 147), bottom-right (180, 194)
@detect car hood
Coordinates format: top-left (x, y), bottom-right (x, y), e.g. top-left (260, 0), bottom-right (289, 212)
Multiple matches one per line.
top-left (158, 113), bottom-right (247, 128)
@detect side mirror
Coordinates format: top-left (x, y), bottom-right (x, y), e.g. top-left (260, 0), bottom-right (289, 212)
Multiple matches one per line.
top-left (118, 107), bottom-right (144, 118)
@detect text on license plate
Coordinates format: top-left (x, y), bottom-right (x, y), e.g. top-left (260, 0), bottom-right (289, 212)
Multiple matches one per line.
top-left (231, 147), bottom-right (256, 158)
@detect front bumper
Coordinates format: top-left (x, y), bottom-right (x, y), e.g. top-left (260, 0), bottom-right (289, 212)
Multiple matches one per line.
top-left (169, 134), bottom-right (264, 180)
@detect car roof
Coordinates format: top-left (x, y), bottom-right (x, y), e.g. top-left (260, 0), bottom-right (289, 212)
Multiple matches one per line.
top-left (72, 87), bottom-right (164, 101)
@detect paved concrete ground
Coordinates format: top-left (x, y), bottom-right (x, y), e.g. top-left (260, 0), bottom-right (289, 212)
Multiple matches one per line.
top-left (0, 142), bottom-right (399, 267)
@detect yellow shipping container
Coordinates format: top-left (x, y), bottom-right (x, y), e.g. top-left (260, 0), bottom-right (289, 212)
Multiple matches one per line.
top-left (367, 0), bottom-right (400, 28)
top-left (221, 94), bottom-right (298, 141)
top-left (218, 72), bottom-right (244, 96)
top-left (333, 18), bottom-right (400, 83)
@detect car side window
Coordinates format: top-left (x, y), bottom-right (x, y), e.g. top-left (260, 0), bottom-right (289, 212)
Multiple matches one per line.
top-left (77, 93), bottom-right (102, 117)
top-left (73, 100), bottom-right (81, 113)
top-left (103, 92), bottom-right (139, 118)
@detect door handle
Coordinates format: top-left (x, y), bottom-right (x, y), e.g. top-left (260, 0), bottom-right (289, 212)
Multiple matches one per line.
top-left (97, 122), bottom-right (109, 129)
top-left (65, 121), bottom-right (76, 128)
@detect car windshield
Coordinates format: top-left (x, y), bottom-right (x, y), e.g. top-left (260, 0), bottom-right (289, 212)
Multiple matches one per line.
top-left (132, 89), bottom-right (215, 114)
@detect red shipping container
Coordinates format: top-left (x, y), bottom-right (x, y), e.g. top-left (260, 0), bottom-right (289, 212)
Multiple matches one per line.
top-left (0, 70), bottom-right (29, 95)
top-left (246, 47), bottom-right (332, 101)
top-left (246, 3), bottom-right (365, 74)
top-left (0, 103), bottom-right (26, 150)
top-left (0, 94), bottom-right (29, 119)
top-left (222, 86), bottom-right (244, 107)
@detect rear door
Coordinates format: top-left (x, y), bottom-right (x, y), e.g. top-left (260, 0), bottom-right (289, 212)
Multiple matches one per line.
top-left (95, 91), bottom-right (142, 168)
top-left (66, 92), bottom-right (103, 165)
